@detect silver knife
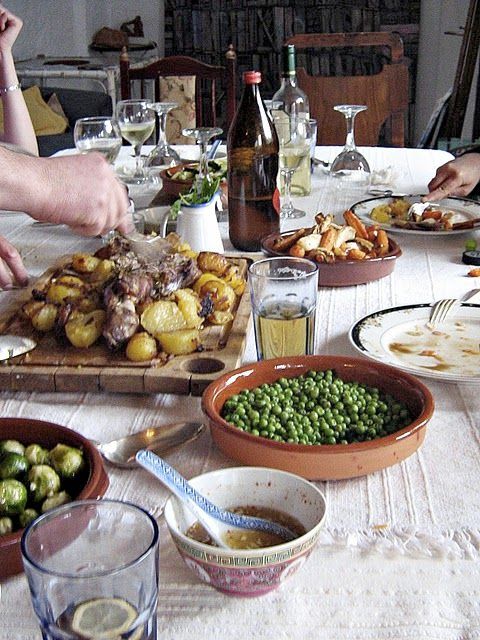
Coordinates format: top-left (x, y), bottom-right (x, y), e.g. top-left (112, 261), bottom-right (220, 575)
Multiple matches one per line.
top-left (0, 335), bottom-right (37, 361)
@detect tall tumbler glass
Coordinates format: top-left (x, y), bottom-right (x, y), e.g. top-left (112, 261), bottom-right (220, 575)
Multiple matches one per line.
top-left (249, 257), bottom-right (318, 360)
top-left (21, 499), bottom-right (159, 640)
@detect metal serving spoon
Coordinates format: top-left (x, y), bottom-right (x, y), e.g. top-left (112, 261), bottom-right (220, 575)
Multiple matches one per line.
top-left (136, 449), bottom-right (296, 549)
top-left (91, 421), bottom-right (205, 469)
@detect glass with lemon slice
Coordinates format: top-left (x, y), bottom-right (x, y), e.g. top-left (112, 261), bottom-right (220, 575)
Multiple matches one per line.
top-left (21, 500), bottom-right (159, 639)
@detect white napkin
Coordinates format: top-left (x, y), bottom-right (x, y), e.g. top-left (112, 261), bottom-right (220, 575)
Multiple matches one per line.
top-left (369, 164), bottom-right (399, 188)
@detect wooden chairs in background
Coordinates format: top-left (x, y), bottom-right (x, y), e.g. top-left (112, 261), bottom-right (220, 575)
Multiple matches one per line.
top-left (119, 45), bottom-right (237, 142)
top-left (286, 32), bottom-right (410, 147)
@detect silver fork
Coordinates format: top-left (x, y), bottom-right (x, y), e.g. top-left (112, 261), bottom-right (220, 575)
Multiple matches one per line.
top-left (427, 289), bottom-right (480, 329)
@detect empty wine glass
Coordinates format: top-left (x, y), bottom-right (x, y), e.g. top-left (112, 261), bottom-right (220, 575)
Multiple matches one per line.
top-left (145, 102), bottom-right (180, 169)
top-left (74, 117), bottom-right (122, 164)
top-left (116, 99), bottom-right (156, 184)
top-left (273, 114), bottom-right (310, 219)
top-left (330, 105), bottom-right (371, 189)
top-left (182, 126), bottom-right (223, 193)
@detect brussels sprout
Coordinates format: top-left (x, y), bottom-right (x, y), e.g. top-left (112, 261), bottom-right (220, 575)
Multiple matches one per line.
top-left (49, 444), bottom-right (85, 479)
top-left (0, 479), bottom-right (28, 515)
top-left (25, 444), bottom-right (50, 466)
top-left (0, 452), bottom-right (30, 480)
top-left (18, 508), bottom-right (39, 529)
top-left (28, 465), bottom-right (61, 503)
top-left (0, 516), bottom-right (13, 535)
top-left (41, 491), bottom-right (71, 513)
top-left (0, 440), bottom-right (25, 458)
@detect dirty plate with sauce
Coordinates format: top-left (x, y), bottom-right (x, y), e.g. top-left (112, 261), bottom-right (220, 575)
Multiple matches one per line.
top-left (349, 303), bottom-right (480, 383)
top-left (350, 194), bottom-right (480, 235)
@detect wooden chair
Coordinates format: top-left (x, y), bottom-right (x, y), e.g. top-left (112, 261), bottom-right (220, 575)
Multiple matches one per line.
top-left (285, 32), bottom-right (410, 147)
top-left (119, 45), bottom-right (237, 134)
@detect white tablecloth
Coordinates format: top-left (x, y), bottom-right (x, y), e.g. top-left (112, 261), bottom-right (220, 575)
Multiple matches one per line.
top-left (2, 146), bottom-right (480, 640)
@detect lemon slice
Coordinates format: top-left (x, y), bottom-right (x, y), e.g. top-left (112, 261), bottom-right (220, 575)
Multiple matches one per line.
top-left (71, 597), bottom-right (141, 639)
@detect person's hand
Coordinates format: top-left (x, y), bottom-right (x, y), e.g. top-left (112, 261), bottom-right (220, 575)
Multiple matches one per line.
top-left (425, 153), bottom-right (480, 201)
top-left (39, 153), bottom-right (133, 237)
top-left (0, 234), bottom-right (29, 289)
top-left (0, 5), bottom-right (22, 54)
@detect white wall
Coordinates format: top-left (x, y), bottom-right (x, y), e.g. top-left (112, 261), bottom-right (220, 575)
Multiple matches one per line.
top-left (415, 0), bottom-right (478, 145)
top-left (6, 0), bottom-right (164, 60)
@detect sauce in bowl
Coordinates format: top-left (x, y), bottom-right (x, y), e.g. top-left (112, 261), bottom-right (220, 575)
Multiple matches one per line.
top-left (186, 505), bottom-right (306, 549)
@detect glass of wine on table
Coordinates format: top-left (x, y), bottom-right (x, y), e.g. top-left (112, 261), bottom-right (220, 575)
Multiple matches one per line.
top-left (73, 116), bottom-right (122, 164)
top-left (115, 99), bottom-right (156, 185)
top-left (273, 115), bottom-right (311, 219)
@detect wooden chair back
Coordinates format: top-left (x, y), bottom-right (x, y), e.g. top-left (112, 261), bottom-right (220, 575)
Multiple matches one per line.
top-left (119, 46), bottom-right (237, 131)
top-left (285, 32), bottom-right (409, 147)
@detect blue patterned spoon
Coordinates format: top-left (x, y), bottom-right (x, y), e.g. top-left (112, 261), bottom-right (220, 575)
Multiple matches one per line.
top-left (136, 449), bottom-right (296, 549)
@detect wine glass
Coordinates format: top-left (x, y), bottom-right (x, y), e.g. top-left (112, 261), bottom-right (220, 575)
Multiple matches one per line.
top-left (273, 115), bottom-right (310, 219)
top-left (144, 102), bottom-right (181, 169)
top-left (73, 117), bottom-right (122, 164)
top-left (330, 105), bottom-right (371, 189)
top-left (115, 99), bottom-right (156, 184)
top-left (182, 126), bottom-right (223, 192)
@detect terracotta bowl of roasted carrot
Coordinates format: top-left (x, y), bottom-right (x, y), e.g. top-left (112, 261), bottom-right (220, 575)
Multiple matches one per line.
top-left (261, 211), bottom-right (402, 287)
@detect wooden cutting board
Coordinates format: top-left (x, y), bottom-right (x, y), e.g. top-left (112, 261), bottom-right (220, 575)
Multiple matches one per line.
top-left (0, 258), bottom-right (251, 396)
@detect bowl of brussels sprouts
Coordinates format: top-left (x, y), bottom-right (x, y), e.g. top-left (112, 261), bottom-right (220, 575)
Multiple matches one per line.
top-left (202, 355), bottom-right (434, 481)
top-left (0, 418), bottom-right (108, 579)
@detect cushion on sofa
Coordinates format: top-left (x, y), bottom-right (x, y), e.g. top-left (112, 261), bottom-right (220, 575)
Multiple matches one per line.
top-left (36, 87), bottom-right (113, 156)
top-left (0, 85), bottom-right (68, 136)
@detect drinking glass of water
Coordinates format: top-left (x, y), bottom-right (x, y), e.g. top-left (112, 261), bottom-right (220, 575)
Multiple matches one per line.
top-left (74, 116), bottom-right (122, 164)
top-left (249, 257), bottom-right (318, 360)
top-left (21, 499), bottom-right (159, 640)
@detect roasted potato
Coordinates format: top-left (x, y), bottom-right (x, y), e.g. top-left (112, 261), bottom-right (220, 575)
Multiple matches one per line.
top-left (23, 301), bottom-right (58, 332)
top-left (174, 289), bottom-right (203, 329)
top-left (140, 301), bottom-right (187, 338)
top-left (192, 272), bottom-right (223, 295)
top-left (71, 253), bottom-right (101, 274)
top-left (197, 251), bottom-right (230, 275)
top-left (46, 276), bottom-right (85, 305)
top-left (91, 259), bottom-right (115, 284)
top-left (126, 332), bottom-right (158, 362)
top-left (200, 279), bottom-right (236, 312)
top-left (222, 265), bottom-right (246, 295)
top-left (157, 328), bottom-right (201, 355)
top-left (65, 310), bottom-right (106, 348)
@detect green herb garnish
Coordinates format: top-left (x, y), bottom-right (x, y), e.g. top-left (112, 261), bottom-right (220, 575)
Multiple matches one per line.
top-left (170, 175), bottom-right (221, 221)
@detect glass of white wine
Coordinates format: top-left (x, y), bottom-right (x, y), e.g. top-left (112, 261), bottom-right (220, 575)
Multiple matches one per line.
top-left (73, 116), bottom-right (122, 164)
top-left (273, 115), bottom-right (311, 219)
top-left (116, 99), bottom-right (156, 184)
top-left (249, 256), bottom-right (318, 360)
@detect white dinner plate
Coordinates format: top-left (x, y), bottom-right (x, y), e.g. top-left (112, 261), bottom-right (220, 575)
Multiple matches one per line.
top-left (349, 303), bottom-right (480, 383)
top-left (350, 194), bottom-right (480, 236)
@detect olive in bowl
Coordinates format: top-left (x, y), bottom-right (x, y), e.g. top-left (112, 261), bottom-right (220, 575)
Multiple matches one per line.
top-left (201, 355), bottom-right (434, 481)
top-left (0, 418), bottom-right (108, 579)
top-left (164, 466), bottom-right (327, 597)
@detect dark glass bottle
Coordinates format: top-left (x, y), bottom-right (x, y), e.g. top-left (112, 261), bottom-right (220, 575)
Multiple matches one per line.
top-left (227, 70), bottom-right (280, 252)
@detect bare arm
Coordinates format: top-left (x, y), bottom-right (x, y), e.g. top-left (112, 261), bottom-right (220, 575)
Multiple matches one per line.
top-left (0, 147), bottom-right (132, 287)
top-left (425, 153), bottom-right (480, 201)
top-left (0, 146), bottom-right (132, 235)
top-left (0, 5), bottom-right (38, 156)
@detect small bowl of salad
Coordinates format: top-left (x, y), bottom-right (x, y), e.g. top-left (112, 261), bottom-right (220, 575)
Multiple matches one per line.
top-left (160, 159), bottom-right (227, 199)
